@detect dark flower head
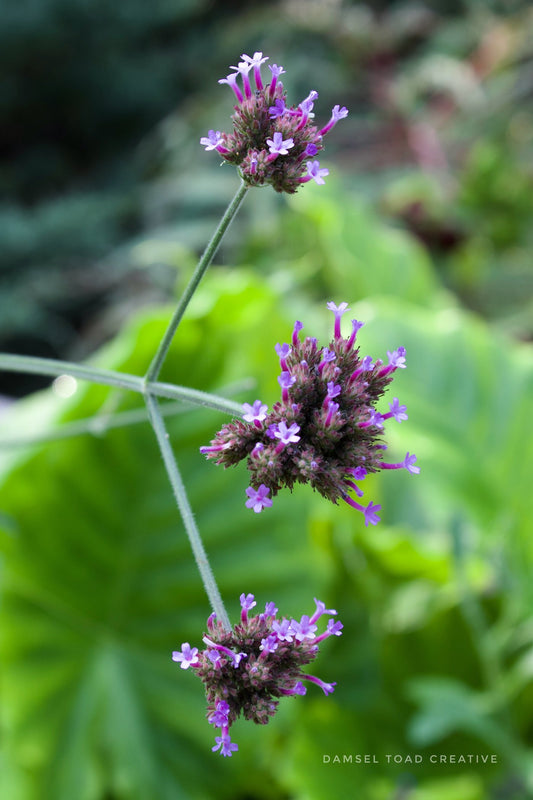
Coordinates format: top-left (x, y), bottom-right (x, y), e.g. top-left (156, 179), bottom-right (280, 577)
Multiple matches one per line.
top-left (201, 302), bottom-right (419, 526)
top-left (172, 594), bottom-right (342, 757)
top-left (201, 52), bottom-right (348, 194)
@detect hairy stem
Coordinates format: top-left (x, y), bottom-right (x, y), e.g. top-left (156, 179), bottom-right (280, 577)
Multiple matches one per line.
top-left (0, 400), bottom-right (189, 448)
top-left (145, 392), bottom-right (231, 630)
top-left (0, 353), bottom-right (242, 415)
top-left (0, 353), bottom-right (143, 393)
top-left (145, 179), bottom-right (249, 383)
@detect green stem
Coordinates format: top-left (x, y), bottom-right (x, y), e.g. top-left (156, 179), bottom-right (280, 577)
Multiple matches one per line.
top-left (145, 392), bottom-right (231, 630)
top-left (145, 381), bottom-right (241, 415)
top-left (145, 179), bottom-right (249, 383)
top-left (0, 353), bottom-right (242, 415)
top-left (0, 400), bottom-right (188, 448)
top-left (0, 353), bottom-right (143, 393)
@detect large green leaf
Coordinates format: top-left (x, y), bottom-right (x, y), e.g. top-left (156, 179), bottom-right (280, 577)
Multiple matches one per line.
top-left (240, 180), bottom-right (442, 310)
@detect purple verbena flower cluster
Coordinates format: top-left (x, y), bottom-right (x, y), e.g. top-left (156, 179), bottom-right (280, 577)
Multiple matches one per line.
top-left (200, 52), bottom-right (348, 194)
top-left (201, 302), bottom-right (419, 526)
top-left (172, 594), bottom-right (342, 757)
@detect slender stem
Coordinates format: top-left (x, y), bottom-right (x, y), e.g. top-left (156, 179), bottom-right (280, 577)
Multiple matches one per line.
top-left (146, 381), bottom-right (242, 415)
top-left (145, 180), bottom-right (249, 383)
top-left (145, 392), bottom-right (231, 631)
top-left (0, 400), bottom-right (189, 448)
top-left (0, 353), bottom-right (143, 393)
top-left (0, 353), bottom-right (243, 415)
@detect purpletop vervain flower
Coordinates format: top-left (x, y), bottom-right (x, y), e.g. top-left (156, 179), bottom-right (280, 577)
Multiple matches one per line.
top-left (319, 104), bottom-right (349, 136)
top-left (173, 594), bottom-right (341, 757)
top-left (202, 53), bottom-right (348, 193)
top-left (266, 131), bottom-right (295, 156)
top-left (300, 160), bottom-right (330, 186)
top-left (172, 643), bottom-right (200, 670)
top-left (245, 484), bottom-right (273, 513)
top-left (269, 98), bottom-right (286, 119)
top-left (200, 302), bottom-right (419, 526)
top-left (242, 400), bottom-right (268, 427)
top-left (200, 130), bottom-right (226, 152)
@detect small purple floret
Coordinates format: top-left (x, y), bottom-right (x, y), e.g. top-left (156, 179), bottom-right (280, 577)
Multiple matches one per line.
top-left (319, 104), bottom-right (349, 136)
top-left (260, 634), bottom-right (279, 653)
top-left (200, 130), bottom-right (224, 151)
top-left (245, 484), bottom-right (273, 513)
top-left (207, 649), bottom-right (224, 668)
top-left (364, 501), bottom-right (381, 527)
top-left (292, 681), bottom-right (307, 695)
top-left (326, 619), bottom-right (344, 636)
top-left (388, 397), bottom-right (408, 423)
top-left (319, 348), bottom-right (336, 369)
top-left (274, 421), bottom-right (301, 445)
top-left (208, 700), bottom-right (230, 727)
top-left (264, 601), bottom-right (278, 617)
top-left (275, 342), bottom-right (291, 359)
top-left (266, 131), bottom-right (294, 156)
top-left (403, 452), bottom-right (420, 474)
top-left (304, 159), bottom-right (329, 185)
top-left (242, 400), bottom-right (268, 424)
top-left (327, 301), bottom-right (351, 338)
top-left (292, 320), bottom-right (303, 344)
top-left (269, 98), bottom-right (286, 119)
top-left (172, 643), bottom-right (199, 670)
top-left (272, 618), bottom-right (294, 642)
top-left (218, 73), bottom-right (244, 103)
top-left (368, 409), bottom-right (384, 429)
top-left (301, 674), bottom-right (337, 695)
top-left (212, 732), bottom-right (238, 757)
top-left (240, 592), bottom-right (257, 612)
top-left (278, 371), bottom-right (296, 390)
top-left (291, 615), bottom-right (318, 642)
top-left (269, 63), bottom-right (285, 78)
top-left (347, 319), bottom-right (364, 348)
top-left (241, 51), bottom-right (269, 90)
top-left (310, 599), bottom-right (337, 624)
top-left (387, 347), bottom-right (407, 369)
top-left (326, 382), bottom-right (342, 399)
top-left (299, 90), bottom-right (318, 115)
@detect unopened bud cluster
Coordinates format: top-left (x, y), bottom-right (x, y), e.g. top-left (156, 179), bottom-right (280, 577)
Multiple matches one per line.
top-left (200, 52), bottom-right (348, 194)
top-left (201, 302), bottom-right (419, 526)
top-left (172, 594), bottom-right (342, 757)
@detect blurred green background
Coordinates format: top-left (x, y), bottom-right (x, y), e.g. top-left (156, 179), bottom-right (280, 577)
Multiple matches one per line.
top-left (1, 1), bottom-right (533, 798)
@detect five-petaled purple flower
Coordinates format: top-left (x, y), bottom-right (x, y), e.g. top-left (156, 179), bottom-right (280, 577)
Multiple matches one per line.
top-left (266, 132), bottom-right (295, 156)
top-left (173, 594), bottom-right (341, 757)
top-left (199, 130), bottom-right (227, 153)
top-left (242, 400), bottom-right (268, 426)
top-left (385, 398), bottom-right (408, 423)
top-left (274, 421), bottom-right (301, 445)
top-left (201, 301), bottom-right (419, 525)
top-left (269, 98), bottom-right (286, 119)
top-left (212, 732), bottom-right (238, 757)
top-left (172, 643), bottom-right (199, 669)
top-left (245, 484), bottom-right (273, 513)
top-left (302, 160), bottom-right (330, 186)
top-left (320, 104), bottom-right (349, 136)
